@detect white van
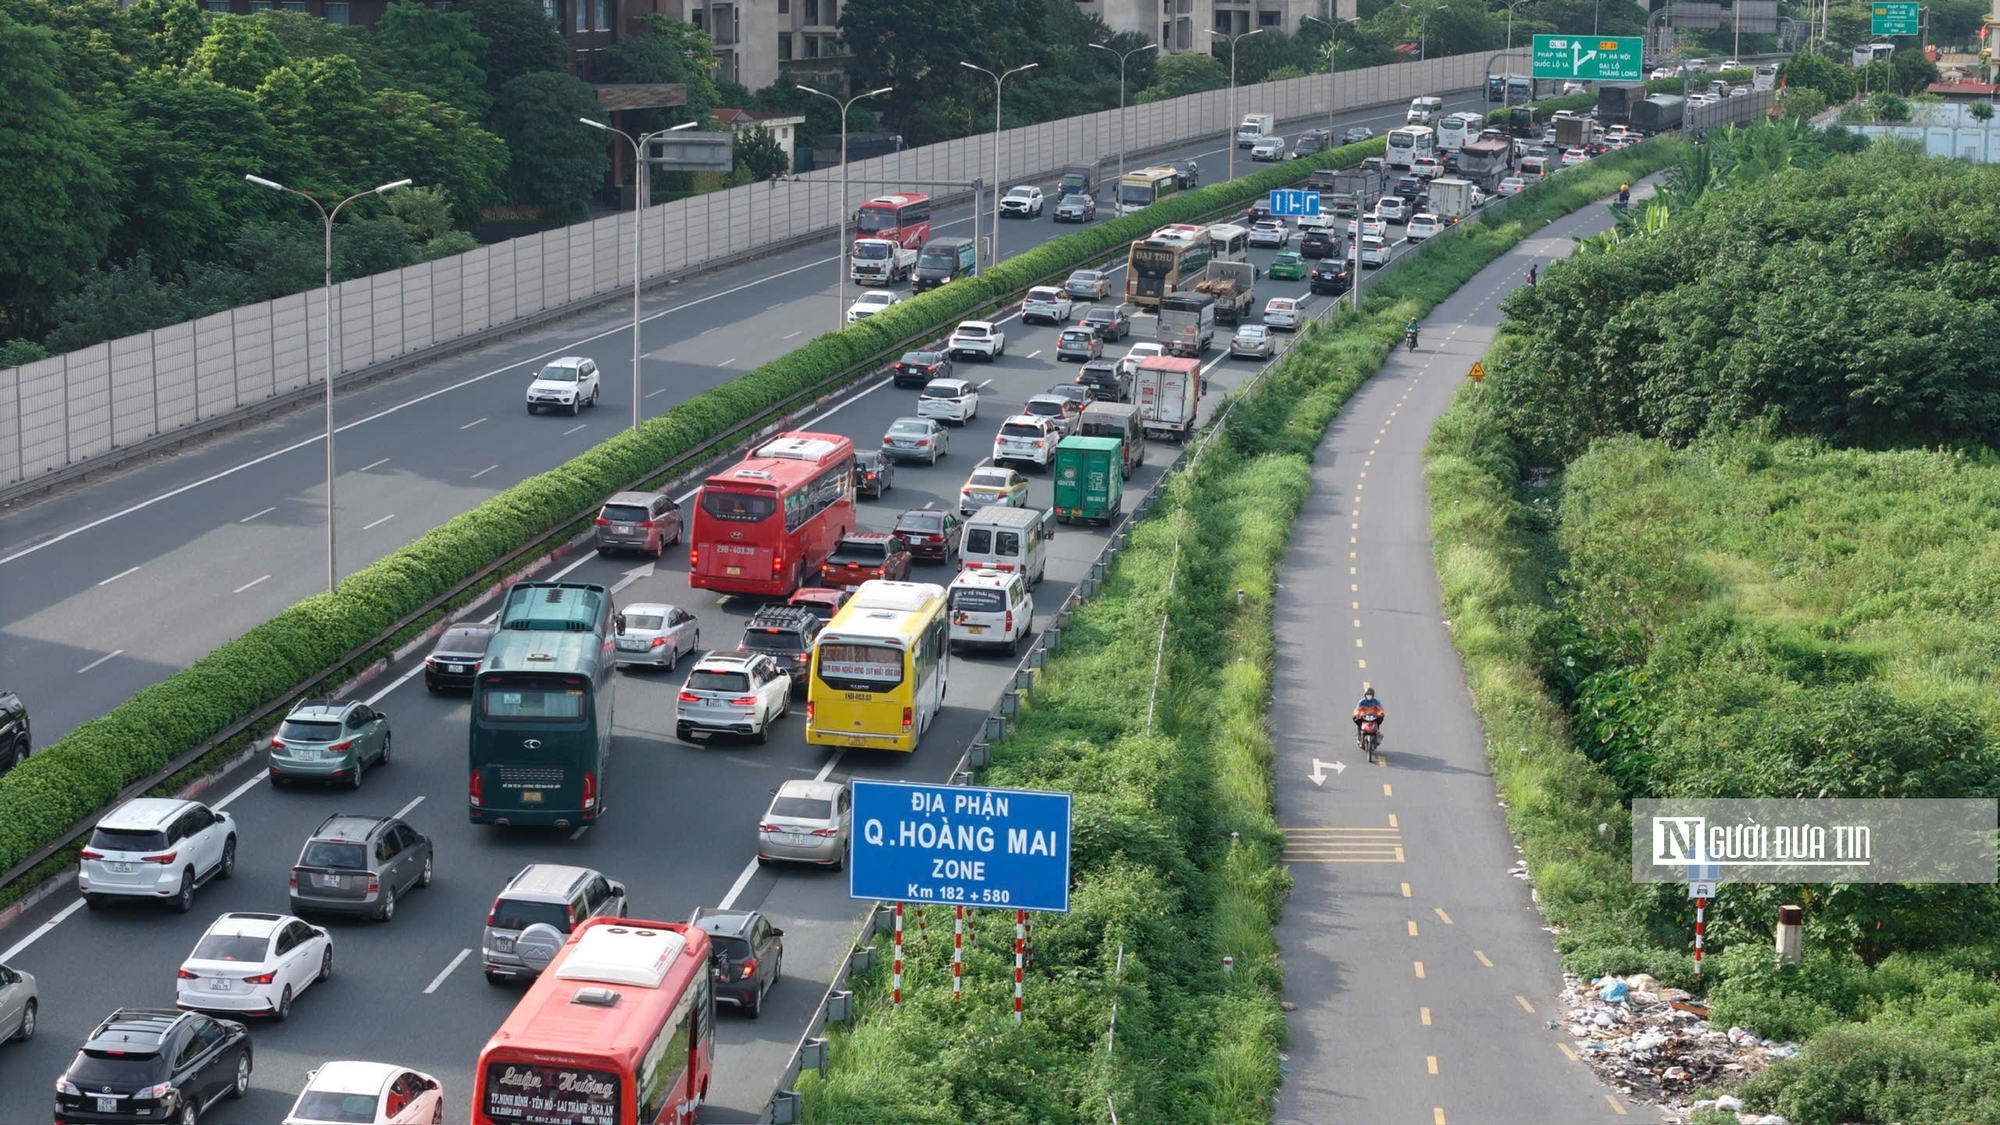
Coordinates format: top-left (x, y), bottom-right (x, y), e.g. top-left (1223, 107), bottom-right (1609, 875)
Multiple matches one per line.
top-left (1235, 114), bottom-right (1275, 147)
top-left (946, 570), bottom-right (1034, 655)
top-left (1407, 96), bottom-right (1444, 124)
top-left (1206, 223), bottom-right (1251, 268)
top-left (960, 506), bottom-right (1050, 588)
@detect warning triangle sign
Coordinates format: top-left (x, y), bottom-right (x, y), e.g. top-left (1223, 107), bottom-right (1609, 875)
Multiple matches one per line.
top-left (1468, 361), bottom-right (1487, 382)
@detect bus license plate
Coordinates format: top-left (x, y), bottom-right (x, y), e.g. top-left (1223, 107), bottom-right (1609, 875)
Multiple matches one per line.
top-left (725, 566), bottom-right (742, 576)
top-left (521, 791), bottom-right (543, 803)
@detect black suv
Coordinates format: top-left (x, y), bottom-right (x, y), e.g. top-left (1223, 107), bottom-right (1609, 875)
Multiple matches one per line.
top-left (1392, 176), bottom-right (1426, 202)
top-left (56, 1008), bottom-right (251, 1125)
top-left (1310, 259), bottom-right (1351, 296)
top-left (736, 607), bottom-right (819, 697)
top-left (0, 690), bottom-right (27, 774)
top-left (1075, 358), bottom-right (1131, 403)
top-left (1300, 229), bottom-right (1339, 259)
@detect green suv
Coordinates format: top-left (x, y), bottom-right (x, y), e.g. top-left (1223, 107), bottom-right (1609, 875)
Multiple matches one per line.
top-left (269, 699), bottom-right (392, 789)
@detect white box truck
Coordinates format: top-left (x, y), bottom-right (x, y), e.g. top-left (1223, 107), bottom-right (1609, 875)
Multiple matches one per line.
top-left (850, 238), bottom-right (917, 285)
top-left (1235, 114), bottom-right (1275, 147)
top-left (1134, 355), bottom-right (1203, 442)
top-left (1427, 178), bottom-right (1474, 223)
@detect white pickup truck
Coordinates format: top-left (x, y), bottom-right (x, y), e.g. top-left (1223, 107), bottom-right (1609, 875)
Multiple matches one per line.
top-left (850, 238), bottom-right (917, 285)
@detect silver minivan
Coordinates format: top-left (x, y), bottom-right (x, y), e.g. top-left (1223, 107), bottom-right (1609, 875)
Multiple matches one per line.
top-left (595, 490), bottom-right (682, 558)
top-left (481, 863), bottom-right (626, 983)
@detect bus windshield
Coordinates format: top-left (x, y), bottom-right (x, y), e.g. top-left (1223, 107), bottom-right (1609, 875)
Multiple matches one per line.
top-left (856, 208), bottom-right (900, 234)
top-left (699, 488), bottom-right (777, 522)
top-left (1119, 184), bottom-right (1156, 207)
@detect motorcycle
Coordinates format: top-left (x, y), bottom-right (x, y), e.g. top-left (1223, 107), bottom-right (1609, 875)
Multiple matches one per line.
top-left (1357, 717), bottom-right (1382, 764)
top-left (1405, 328), bottom-right (1419, 352)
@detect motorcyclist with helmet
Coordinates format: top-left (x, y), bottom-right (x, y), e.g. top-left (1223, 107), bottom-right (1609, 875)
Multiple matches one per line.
top-left (1353, 687), bottom-right (1386, 757)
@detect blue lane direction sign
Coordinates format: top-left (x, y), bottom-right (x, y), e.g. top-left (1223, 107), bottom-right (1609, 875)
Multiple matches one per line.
top-left (1269, 188), bottom-right (1321, 217)
top-left (849, 780), bottom-right (1072, 913)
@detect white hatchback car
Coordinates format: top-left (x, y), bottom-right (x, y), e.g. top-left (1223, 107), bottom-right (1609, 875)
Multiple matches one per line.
top-left (1263, 297), bottom-right (1302, 330)
top-left (80, 798), bottom-right (237, 913)
top-left (525, 356), bottom-right (599, 415)
top-left (677, 653), bottom-right (791, 743)
top-left (1020, 286), bottom-right (1073, 325)
top-left (1497, 176), bottom-right (1528, 197)
top-left (1247, 219), bottom-right (1289, 248)
top-left (1406, 213), bottom-right (1444, 241)
top-left (283, 1061), bottom-right (443, 1125)
top-left (946, 570), bottom-right (1034, 654)
top-left (846, 289), bottom-right (901, 323)
top-left (916, 378), bottom-right (979, 425)
top-left (992, 415), bottom-right (1060, 472)
top-left (1350, 213), bottom-right (1388, 240)
top-left (177, 912), bottom-right (331, 1021)
top-left (947, 320), bottom-right (1006, 360)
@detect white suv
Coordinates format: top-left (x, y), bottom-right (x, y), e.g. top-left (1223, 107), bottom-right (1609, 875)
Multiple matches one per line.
top-left (526, 356), bottom-right (600, 415)
top-left (917, 379), bottom-right (979, 425)
top-left (676, 653), bottom-right (791, 743)
top-left (992, 415), bottom-right (1059, 472)
top-left (999, 185), bottom-right (1044, 217)
top-left (79, 798), bottom-right (237, 913)
top-left (1020, 287), bottom-right (1073, 325)
top-left (947, 320), bottom-right (1006, 361)
top-left (946, 570), bottom-right (1034, 655)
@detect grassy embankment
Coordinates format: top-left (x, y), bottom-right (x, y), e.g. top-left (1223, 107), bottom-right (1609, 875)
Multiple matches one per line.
top-left (796, 142), bottom-right (1680, 1125)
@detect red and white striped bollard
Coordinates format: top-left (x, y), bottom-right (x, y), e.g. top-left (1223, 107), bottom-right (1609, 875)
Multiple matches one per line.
top-left (893, 902), bottom-right (904, 1005)
top-left (1013, 909), bottom-right (1026, 1023)
top-left (952, 905), bottom-right (964, 1002)
top-left (1694, 897), bottom-right (1705, 977)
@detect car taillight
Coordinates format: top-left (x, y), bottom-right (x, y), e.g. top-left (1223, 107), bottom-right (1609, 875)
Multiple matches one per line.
top-left (1033, 440), bottom-right (1044, 448)
top-left (595, 517), bottom-right (610, 526)
top-left (583, 770), bottom-right (597, 810)
top-left (903, 706), bottom-right (914, 731)
top-left (246, 971), bottom-right (275, 985)
top-left (1005, 610), bottom-right (1013, 632)
top-left (271, 734), bottom-right (287, 747)
top-left (916, 439), bottom-right (930, 447)
top-left (773, 553), bottom-right (784, 579)
top-left (422, 656), bottom-right (438, 669)
top-left (689, 547), bottom-right (699, 568)
top-left (741, 956), bottom-right (758, 979)
top-left (80, 849), bottom-right (103, 860)
top-left (487, 898), bottom-right (501, 926)
top-left (141, 851), bottom-right (177, 864)
top-left (730, 696), bottom-right (758, 706)
top-left (177, 968), bottom-right (199, 979)
top-left (810, 827), bottom-right (839, 837)
top-left (367, 875), bottom-right (380, 894)
top-left (679, 690), bottom-right (700, 702)
top-left (759, 823), bottom-right (781, 833)
top-left (648, 635), bottom-right (667, 648)
top-left (289, 870), bottom-right (298, 889)
top-left (928, 534), bottom-right (943, 543)
top-left (469, 769), bottom-right (483, 808)
top-left (137, 1083), bottom-right (174, 1100)
top-left (636, 520), bottom-right (654, 529)
top-left (998, 563), bottom-right (1016, 572)
top-left (329, 739), bottom-right (353, 753)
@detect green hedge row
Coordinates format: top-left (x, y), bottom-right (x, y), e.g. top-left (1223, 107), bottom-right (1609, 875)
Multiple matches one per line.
top-left (0, 132), bottom-right (1390, 885)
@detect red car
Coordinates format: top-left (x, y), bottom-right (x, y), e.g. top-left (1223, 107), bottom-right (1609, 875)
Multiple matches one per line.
top-left (786, 586), bottom-right (851, 623)
top-left (819, 532), bottom-right (913, 588)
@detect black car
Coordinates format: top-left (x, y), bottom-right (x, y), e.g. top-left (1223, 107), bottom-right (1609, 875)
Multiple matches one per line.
top-left (0, 690), bottom-right (27, 774)
top-left (1075, 358), bottom-right (1131, 403)
top-left (1309, 259), bottom-right (1351, 296)
top-left (56, 1008), bottom-right (251, 1124)
top-left (893, 508), bottom-right (961, 565)
top-left (689, 907), bottom-right (784, 1018)
top-left (1300, 229), bottom-right (1339, 260)
top-left (891, 349), bottom-right (952, 389)
top-left (1167, 159), bottom-right (1199, 188)
top-left (1289, 129), bottom-right (1331, 159)
top-left (1079, 306), bottom-right (1130, 341)
top-left (1343, 125), bottom-right (1377, 145)
top-left (1392, 176), bottom-right (1426, 202)
top-left (736, 606), bottom-right (820, 696)
top-left (853, 450), bottom-right (894, 499)
top-left (1053, 192), bottom-right (1096, 222)
top-left (423, 624), bottom-right (495, 692)
top-left (1306, 168), bottom-right (1340, 191)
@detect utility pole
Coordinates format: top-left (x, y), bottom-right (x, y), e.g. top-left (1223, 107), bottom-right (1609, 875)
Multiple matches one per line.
top-left (1206, 27), bottom-right (1266, 182)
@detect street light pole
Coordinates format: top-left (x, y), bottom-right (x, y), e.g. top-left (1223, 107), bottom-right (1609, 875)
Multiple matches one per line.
top-left (960, 61), bottom-right (1038, 269)
top-left (244, 174), bottom-right (410, 594)
top-left (1088, 42), bottom-right (1159, 186)
top-left (1398, 2), bottom-right (1447, 61)
top-left (580, 118), bottom-right (697, 431)
top-left (1500, 0), bottom-right (1529, 109)
top-left (1302, 15), bottom-right (1360, 135)
top-left (1206, 27), bottom-right (1265, 182)
top-left (796, 85), bottom-right (893, 331)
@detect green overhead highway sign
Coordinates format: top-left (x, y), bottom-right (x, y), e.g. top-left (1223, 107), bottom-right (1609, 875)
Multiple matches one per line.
top-left (1871, 1), bottom-right (1919, 35)
top-left (1530, 35), bottom-right (1645, 81)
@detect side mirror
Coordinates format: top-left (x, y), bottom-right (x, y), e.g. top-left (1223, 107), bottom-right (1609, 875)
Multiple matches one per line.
top-left (608, 881), bottom-right (626, 898)
top-left (614, 614), bottom-right (626, 635)
top-left (769, 927), bottom-right (786, 938)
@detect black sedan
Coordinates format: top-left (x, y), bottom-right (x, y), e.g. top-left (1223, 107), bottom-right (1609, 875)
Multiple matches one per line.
top-left (1167, 160), bottom-right (1199, 188)
top-left (853, 450), bottom-right (895, 499)
top-left (1342, 125), bottom-right (1376, 145)
top-left (1309, 259), bottom-right (1351, 296)
top-left (0, 690), bottom-right (26, 774)
top-left (1300, 229), bottom-right (1340, 260)
top-left (1080, 306), bottom-right (1130, 341)
top-left (1053, 192), bottom-right (1096, 222)
top-left (423, 624), bottom-right (496, 692)
top-left (891, 349), bottom-right (953, 389)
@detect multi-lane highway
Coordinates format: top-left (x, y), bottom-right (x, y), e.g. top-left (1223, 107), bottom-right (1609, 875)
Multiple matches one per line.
top-left (0, 149), bottom-right (1457, 1117)
top-left (0, 92), bottom-right (1485, 751)
top-left (1271, 183), bottom-right (1657, 1122)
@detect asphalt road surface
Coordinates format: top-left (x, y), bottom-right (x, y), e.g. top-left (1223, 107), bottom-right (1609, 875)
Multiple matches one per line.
top-left (0, 196), bottom-right (1451, 1120)
top-left (1270, 181), bottom-right (1666, 1123)
top-left (0, 91), bottom-right (1485, 751)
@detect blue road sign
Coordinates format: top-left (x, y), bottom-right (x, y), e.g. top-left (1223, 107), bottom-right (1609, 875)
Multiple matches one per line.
top-left (1687, 860), bottom-right (1722, 882)
top-left (1269, 189), bottom-right (1321, 217)
top-left (849, 780), bottom-right (1072, 913)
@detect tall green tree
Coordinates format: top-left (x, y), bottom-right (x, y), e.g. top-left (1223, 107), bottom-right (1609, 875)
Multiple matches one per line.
top-left (490, 70), bottom-right (610, 218)
top-left (598, 13), bottom-right (720, 127)
top-left (464, 0), bottom-right (567, 96)
top-left (1779, 51), bottom-right (1856, 103)
top-left (108, 70), bottom-right (284, 274)
top-left (345, 89), bottom-right (508, 221)
top-left (837, 0), bottom-right (998, 133)
top-left (731, 124), bottom-right (790, 181)
top-left (0, 11), bottom-right (118, 341)
top-left (373, 0), bottom-right (491, 118)
top-left (123, 0), bottom-right (202, 70)
top-left (7, 0), bottom-right (155, 97)
top-left (190, 14), bottom-right (289, 91)
top-left (1135, 51), bottom-right (1226, 102)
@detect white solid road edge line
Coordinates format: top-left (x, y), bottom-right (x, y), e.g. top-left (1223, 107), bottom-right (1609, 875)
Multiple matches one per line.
top-left (394, 794), bottom-right (427, 820)
top-left (424, 948), bottom-right (473, 994)
top-left (0, 899), bottom-right (86, 964)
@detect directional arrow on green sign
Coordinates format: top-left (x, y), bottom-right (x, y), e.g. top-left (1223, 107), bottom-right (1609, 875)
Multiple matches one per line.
top-left (1530, 34), bottom-right (1645, 82)
top-left (1871, 1), bottom-right (1919, 35)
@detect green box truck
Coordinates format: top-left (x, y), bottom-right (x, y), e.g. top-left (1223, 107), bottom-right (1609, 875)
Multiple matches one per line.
top-left (1052, 436), bottom-right (1125, 525)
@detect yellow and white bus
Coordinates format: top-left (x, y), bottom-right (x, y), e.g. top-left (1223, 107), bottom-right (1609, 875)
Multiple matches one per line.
top-left (805, 580), bottom-right (949, 752)
top-left (1117, 167), bottom-right (1179, 215)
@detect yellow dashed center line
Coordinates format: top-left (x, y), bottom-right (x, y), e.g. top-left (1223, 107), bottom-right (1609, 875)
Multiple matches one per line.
top-left (1401, 883), bottom-right (1412, 897)
top-left (1605, 1094), bottom-right (1629, 1116)
top-left (1557, 1042), bottom-right (1580, 1062)
top-left (1420, 1006), bottom-right (1431, 1024)
top-left (1413, 961), bottom-right (1425, 978)
top-left (1433, 908), bottom-right (1452, 924)
top-left (1426, 1056), bottom-right (1439, 1075)
top-left (1474, 950), bottom-right (1494, 968)
top-left (1387, 814), bottom-right (1398, 828)
top-left (1407, 920), bottom-right (1419, 936)
top-left (1383, 783), bottom-right (1393, 797)
top-left (1433, 1108), bottom-right (1447, 1125)
top-left (1515, 995), bottom-right (1536, 1014)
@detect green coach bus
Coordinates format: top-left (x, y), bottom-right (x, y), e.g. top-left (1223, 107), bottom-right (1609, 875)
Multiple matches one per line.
top-left (469, 582), bottom-right (617, 828)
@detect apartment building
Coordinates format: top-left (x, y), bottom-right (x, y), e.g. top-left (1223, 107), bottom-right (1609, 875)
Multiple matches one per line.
top-left (1077, 0), bottom-right (1353, 51)
top-left (658, 0), bottom-right (849, 91)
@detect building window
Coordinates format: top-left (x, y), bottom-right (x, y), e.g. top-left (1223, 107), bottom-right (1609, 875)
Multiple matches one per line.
top-left (777, 0), bottom-right (788, 11)
top-left (575, 0), bottom-right (587, 31)
top-left (1257, 9), bottom-right (1279, 25)
top-left (804, 33), bottom-right (820, 57)
top-left (595, 0), bottom-right (610, 30)
top-left (325, 0), bottom-right (348, 19)
top-left (283, 0), bottom-right (305, 9)
top-left (205, 1), bottom-right (229, 10)
top-left (778, 31), bottom-right (792, 59)
top-left (824, 0), bottom-right (835, 23)
top-left (1214, 12), bottom-right (1230, 32)
top-left (804, 0), bottom-right (818, 24)
top-left (543, 0), bottom-right (557, 21)
top-left (248, 0), bottom-right (270, 8)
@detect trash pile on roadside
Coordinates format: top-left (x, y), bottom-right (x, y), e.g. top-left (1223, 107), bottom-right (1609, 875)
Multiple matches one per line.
top-left (1555, 972), bottom-right (1801, 1123)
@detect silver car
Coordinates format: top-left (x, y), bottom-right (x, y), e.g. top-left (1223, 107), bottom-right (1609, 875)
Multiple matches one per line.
top-left (756, 779), bottom-right (852, 868)
top-left (481, 863), bottom-right (626, 983)
top-left (1231, 324), bottom-right (1276, 360)
top-left (0, 962), bottom-right (34, 1044)
top-left (613, 603), bottom-right (700, 671)
top-left (676, 653), bottom-right (791, 743)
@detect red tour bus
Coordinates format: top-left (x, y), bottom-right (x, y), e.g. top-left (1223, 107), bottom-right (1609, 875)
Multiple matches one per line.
top-left (689, 431), bottom-right (856, 596)
top-left (475, 918), bottom-right (715, 1125)
top-left (854, 193), bottom-right (931, 249)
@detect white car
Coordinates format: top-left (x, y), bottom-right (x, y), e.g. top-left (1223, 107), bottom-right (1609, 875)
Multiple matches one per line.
top-left (846, 289), bottom-right (901, 323)
top-left (1406, 213), bottom-right (1444, 241)
top-left (946, 570), bottom-right (1034, 654)
top-left (882, 416), bottom-right (949, 464)
top-left (947, 319), bottom-right (1005, 360)
top-left (283, 1061), bottom-right (444, 1125)
top-left (1349, 214), bottom-right (1387, 241)
top-left (1117, 342), bottom-right (1164, 379)
top-left (1720, 58), bottom-right (1740, 70)
top-left (1496, 176), bottom-right (1527, 197)
top-left (525, 355), bottom-right (600, 416)
top-left (916, 378), bottom-right (979, 425)
top-left (1247, 219), bottom-right (1289, 248)
top-left (1560, 80), bottom-right (1586, 96)
top-left (1000, 185), bottom-right (1044, 217)
top-left (1469, 186), bottom-right (1490, 208)
top-left (1020, 286), bottom-right (1073, 325)
top-left (1650, 67), bottom-right (1678, 80)
top-left (1410, 157), bottom-right (1443, 180)
top-left (1561, 147), bottom-right (1591, 166)
top-left (676, 653), bottom-right (790, 743)
top-left (80, 797), bottom-right (236, 913)
top-left (1358, 235), bottom-right (1390, 269)
top-left (177, 912), bottom-right (331, 1020)
top-left (1263, 297), bottom-right (1302, 330)
top-left (1373, 196), bottom-right (1406, 223)
top-left (992, 415), bottom-right (1060, 471)
top-left (1250, 137), bottom-right (1286, 162)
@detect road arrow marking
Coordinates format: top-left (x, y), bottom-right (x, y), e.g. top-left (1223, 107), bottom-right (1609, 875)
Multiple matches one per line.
top-left (610, 562), bottom-right (656, 595)
top-left (1308, 759), bottom-right (1347, 786)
